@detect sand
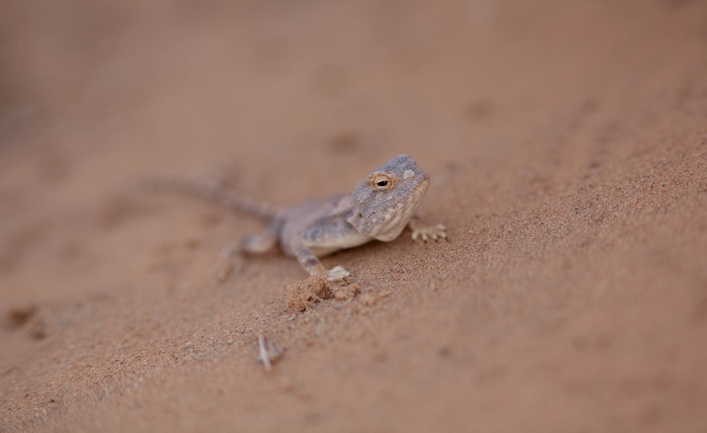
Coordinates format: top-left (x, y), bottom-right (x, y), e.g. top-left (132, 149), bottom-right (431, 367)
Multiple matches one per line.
top-left (1, 1), bottom-right (707, 431)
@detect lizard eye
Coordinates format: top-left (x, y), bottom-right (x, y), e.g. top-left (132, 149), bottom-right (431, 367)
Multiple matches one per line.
top-left (371, 174), bottom-right (393, 191)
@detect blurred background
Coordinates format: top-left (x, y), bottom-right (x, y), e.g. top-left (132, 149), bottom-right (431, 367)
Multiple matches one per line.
top-left (4, 0), bottom-right (703, 204)
top-left (0, 0), bottom-right (704, 191)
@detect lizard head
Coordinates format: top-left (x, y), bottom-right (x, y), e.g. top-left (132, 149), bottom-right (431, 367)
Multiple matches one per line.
top-left (348, 154), bottom-right (430, 241)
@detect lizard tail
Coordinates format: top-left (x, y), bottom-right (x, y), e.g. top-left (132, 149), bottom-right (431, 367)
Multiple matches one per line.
top-left (147, 178), bottom-right (277, 220)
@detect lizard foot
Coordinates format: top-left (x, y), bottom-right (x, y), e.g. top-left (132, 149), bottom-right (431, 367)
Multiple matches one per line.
top-left (411, 223), bottom-right (447, 242)
top-left (325, 266), bottom-right (351, 282)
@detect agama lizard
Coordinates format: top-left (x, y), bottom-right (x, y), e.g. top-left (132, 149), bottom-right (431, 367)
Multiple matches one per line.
top-left (161, 154), bottom-right (445, 281)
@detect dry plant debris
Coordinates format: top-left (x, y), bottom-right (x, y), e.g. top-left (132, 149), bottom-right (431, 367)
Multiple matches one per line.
top-left (257, 334), bottom-right (283, 371)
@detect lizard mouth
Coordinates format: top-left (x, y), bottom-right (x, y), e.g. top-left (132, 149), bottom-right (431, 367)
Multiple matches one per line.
top-left (417, 175), bottom-right (430, 192)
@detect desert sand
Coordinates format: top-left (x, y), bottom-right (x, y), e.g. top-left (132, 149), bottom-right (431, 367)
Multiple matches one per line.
top-left (1, 1), bottom-right (707, 431)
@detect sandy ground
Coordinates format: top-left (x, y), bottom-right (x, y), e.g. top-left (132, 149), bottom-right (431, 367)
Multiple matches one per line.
top-left (1, 1), bottom-right (707, 431)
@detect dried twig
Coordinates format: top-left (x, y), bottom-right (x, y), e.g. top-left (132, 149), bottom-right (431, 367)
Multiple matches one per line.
top-left (257, 334), bottom-right (283, 370)
top-left (258, 334), bottom-right (272, 370)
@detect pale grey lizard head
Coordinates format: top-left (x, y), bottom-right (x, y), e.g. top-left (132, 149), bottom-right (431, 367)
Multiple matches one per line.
top-left (348, 154), bottom-right (430, 241)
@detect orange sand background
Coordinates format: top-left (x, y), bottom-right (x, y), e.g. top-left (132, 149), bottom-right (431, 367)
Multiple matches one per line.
top-left (1, 1), bottom-right (707, 431)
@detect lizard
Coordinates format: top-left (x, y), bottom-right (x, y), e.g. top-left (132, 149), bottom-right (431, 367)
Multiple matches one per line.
top-left (159, 154), bottom-right (446, 281)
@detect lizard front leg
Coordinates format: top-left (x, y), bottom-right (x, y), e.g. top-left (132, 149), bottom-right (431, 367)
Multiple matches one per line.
top-left (293, 245), bottom-right (351, 281)
top-left (408, 215), bottom-right (447, 242)
top-left (288, 215), bottom-right (371, 281)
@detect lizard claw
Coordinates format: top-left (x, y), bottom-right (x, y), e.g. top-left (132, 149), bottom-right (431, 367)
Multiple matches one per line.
top-left (325, 266), bottom-right (351, 281)
top-left (411, 223), bottom-right (447, 242)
